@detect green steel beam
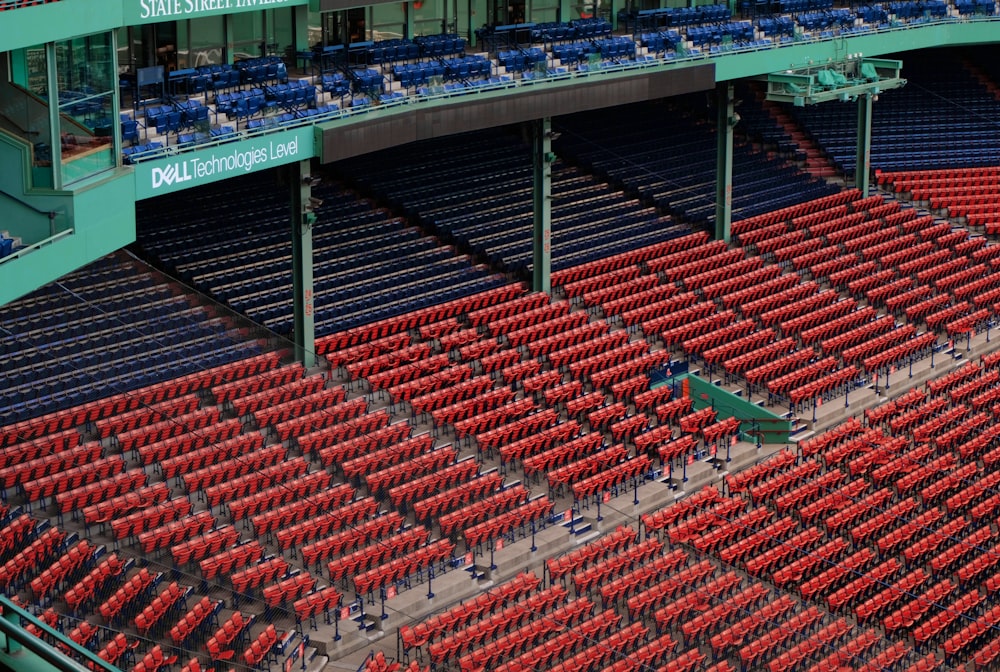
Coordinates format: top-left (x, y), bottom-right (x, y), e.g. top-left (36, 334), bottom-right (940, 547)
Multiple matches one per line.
top-left (715, 81), bottom-right (733, 244)
top-left (532, 117), bottom-right (553, 294)
top-left (291, 159), bottom-right (316, 368)
top-left (856, 91), bottom-right (873, 195)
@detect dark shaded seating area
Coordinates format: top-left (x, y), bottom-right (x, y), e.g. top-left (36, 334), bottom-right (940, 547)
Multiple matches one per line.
top-left (552, 98), bottom-right (841, 227)
top-left (332, 129), bottom-right (692, 277)
top-left (788, 50), bottom-right (1000, 176)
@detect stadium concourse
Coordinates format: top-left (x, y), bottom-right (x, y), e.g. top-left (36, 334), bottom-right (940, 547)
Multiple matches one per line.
top-left (7, 48), bottom-right (1000, 672)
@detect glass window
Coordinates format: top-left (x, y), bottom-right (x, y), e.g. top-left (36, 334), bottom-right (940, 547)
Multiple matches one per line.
top-left (232, 12), bottom-right (265, 61)
top-left (413, 0), bottom-right (446, 37)
top-left (53, 33), bottom-right (115, 184)
top-left (268, 8), bottom-right (295, 57)
top-left (372, 4), bottom-right (405, 41)
top-left (189, 16), bottom-right (225, 68)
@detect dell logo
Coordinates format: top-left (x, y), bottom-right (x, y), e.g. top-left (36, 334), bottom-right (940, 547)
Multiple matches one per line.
top-left (151, 162), bottom-right (193, 189)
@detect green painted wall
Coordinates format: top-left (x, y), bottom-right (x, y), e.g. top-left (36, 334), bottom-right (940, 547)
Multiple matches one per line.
top-left (673, 373), bottom-right (792, 444)
top-left (122, 0), bottom-right (308, 26)
top-left (1, 0), bottom-right (122, 53)
top-left (0, 172), bottom-right (136, 306)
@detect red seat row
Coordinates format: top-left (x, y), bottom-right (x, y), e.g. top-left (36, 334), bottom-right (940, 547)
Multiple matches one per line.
top-left (438, 484), bottom-right (528, 537)
top-left (316, 284), bottom-right (524, 354)
top-left (211, 362), bottom-right (305, 405)
top-left (95, 394), bottom-right (200, 440)
top-left (296, 406), bottom-right (388, 456)
top-left (595, 277), bottom-right (673, 319)
top-left (300, 512), bottom-right (402, 570)
top-left (29, 538), bottom-right (92, 601)
top-left (756, 528), bottom-right (835, 581)
top-left (366, 446), bottom-right (458, 495)
top-left (653, 571), bottom-right (742, 631)
top-left (250, 483), bottom-right (354, 537)
top-left (487, 301), bottom-right (570, 339)
top-left (231, 557), bottom-right (288, 596)
top-left (645, 239), bottom-right (729, 277)
top-left (426, 583), bottom-right (569, 664)
top-left (581, 270), bottom-right (658, 311)
top-left (545, 330), bottom-right (627, 371)
top-left (504, 311), bottom-right (589, 350)
top-left (463, 496), bottom-right (552, 548)
top-left (466, 291), bottom-right (548, 328)
top-left (182, 445), bottom-right (290, 494)
top-left (809, 253), bottom-right (859, 284)
top-left (438, 327), bottom-right (481, 353)
top-left (98, 566), bottom-right (157, 625)
top-left (353, 538), bottom-right (454, 596)
top-left (117, 407), bottom-right (220, 453)
top-left (664, 249), bottom-right (749, 287)
top-left (668, 500), bottom-right (757, 553)
top-left (386, 364), bottom-right (474, 405)
top-left (0, 428), bottom-right (79, 470)
top-left (640, 486), bottom-right (722, 535)
top-left (387, 458), bottom-right (478, 510)
top-left (570, 453), bottom-right (649, 500)
top-left (23, 455), bottom-right (125, 507)
top-left (156, 430), bottom-right (264, 478)
top-left (650, 303), bottom-right (725, 344)
top-left (522, 370), bottom-right (565, 398)
top-left (718, 516), bottom-right (796, 565)
top-left (456, 597), bottom-right (593, 672)
top-left (626, 292), bottom-right (701, 331)
top-left (680, 319), bottom-right (758, 358)
top-left (241, 622), bottom-right (279, 668)
top-left (342, 433), bottom-right (434, 481)
top-left (293, 585), bottom-right (341, 629)
top-left (400, 571), bottom-right (541, 650)
top-left (200, 540), bottom-right (263, 581)
top-left (529, 321), bottom-right (612, 361)
top-left (0, 351), bottom-right (279, 448)
top-left (134, 580), bottom-right (187, 635)
top-left (263, 571), bottom-right (315, 608)
top-left (410, 375), bottom-right (494, 418)
top-left (155, 430), bottom-right (259, 479)
top-left (205, 454), bottom-right (315, 510)
top-left (137, 510), bottom-right (215, 555)
top-left (112, 497), bottom-right (191, 541)
top-left (432, 388), bottom-right (513, 429)
top-left (734, 189), bottom-right (859, 233)
top-left (498, 420), bottom-right (579, 466)
top-left (756, 285), bottom-right (834, 327)
top-left (169, 595), bottom-right (220, 645)
top-left (692, 506), bottom-right (771, 554)
top-left (232, 473), bottom-right (348, 526)
top-left (273, 396), bottom-right (370, 443)
top-left (270, 494), bottom-right (375, 550)
top-left (365, 353), bottom-right (452, 392)
top-left (746, 458), bottom-right (822, 504)
top-left (171, 525), bottom-right (240, 567)
top-left (592, 351), bottom-right (669, 393)
top-left (315, 421), bottom-right (411, 469)
top-left (471, 407), bottom-right (555, 454)
top-left (700, 264), bottom-right (780, 301)
top-left (252, 385), bottom-right (346, 428)
top-left (548, 444), bottom-right (628, 492)
top-left (348, 342), bottom-right (433, 380)
top-left (588, 548), bottom-right (696, 611)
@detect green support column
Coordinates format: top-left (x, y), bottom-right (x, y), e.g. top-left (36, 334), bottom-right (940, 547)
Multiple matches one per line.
top-left (715, 80), bottom-right (734, 244)
top-left (856, 92), bottom-right (873, 196)
top-left (291, 159), bottom-right (316, 368)
top-left (532, 117), bottom-right (553, 294)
